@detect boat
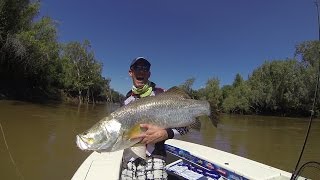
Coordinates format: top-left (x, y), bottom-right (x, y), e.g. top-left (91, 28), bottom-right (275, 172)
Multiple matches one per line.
top-left (72, 139), bottom-right (306, 180)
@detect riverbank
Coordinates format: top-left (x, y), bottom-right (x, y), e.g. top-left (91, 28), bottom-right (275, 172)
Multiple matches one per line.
top-left (0, 88), bottom-right (120, 106)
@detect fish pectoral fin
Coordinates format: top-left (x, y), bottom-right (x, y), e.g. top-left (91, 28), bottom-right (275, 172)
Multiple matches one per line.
top-left (188, 118), bottom-right (202, 131)
top-left (130, 144), bottom-right (147, 160)
top-left (124, 123), bottom-right (144, 140)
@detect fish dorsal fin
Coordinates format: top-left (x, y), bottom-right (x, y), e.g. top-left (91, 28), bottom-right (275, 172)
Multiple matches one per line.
top-left (161, 86), bottom-right (191, 99)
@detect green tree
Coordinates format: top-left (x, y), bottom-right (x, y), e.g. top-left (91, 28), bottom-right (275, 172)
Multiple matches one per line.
top-left (60, 40), bottom-right (104, 104)
top-left (16, 16), bottom-right (60, 89)
top-left (178, 77), bottom-right (199, 99)
top-left (294, 41), bottom-right (319, 114)
top-left (248, 59), bottom-right (308, 115)
top-left (295, 40), bottom-right (320, 67)
top-left (232, 73), bottom-right (244, 87)
top-left (221, 85), bottom-right (232, 100)
top-left (223, 74), bottom-right (251, 114)
top-left (202, 77), bottom-right (222, 109)
top-left (0, 0), bottom-right (39, 62)
top-left (0, 0), bottom-right (120, 103)
top-left (0, 1), bottom-right (61, 99)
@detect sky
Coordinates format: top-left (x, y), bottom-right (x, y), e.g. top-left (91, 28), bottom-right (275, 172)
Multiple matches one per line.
top-left (40, 0), bottom-right (317, 95)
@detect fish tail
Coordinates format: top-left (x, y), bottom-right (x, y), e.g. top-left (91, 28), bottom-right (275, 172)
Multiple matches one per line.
top-left (209, 102), bottom-right (219, 127)
top-left (189, 118), bottom-right (202, 131)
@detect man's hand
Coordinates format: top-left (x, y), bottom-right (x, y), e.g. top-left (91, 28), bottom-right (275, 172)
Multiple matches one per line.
top-left (131, 124), bottom-right (168, 144)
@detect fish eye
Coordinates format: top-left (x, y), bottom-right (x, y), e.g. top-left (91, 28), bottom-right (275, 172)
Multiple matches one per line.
top-left (87, 138), bottom-right (94, 144)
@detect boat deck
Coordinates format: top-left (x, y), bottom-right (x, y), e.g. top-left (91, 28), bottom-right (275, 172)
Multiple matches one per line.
top-left (72, 150), bottom-right (123, 180)
top-left (72, 139), bottom-right (306, 180)
top-left (165, 139), bottom-right (300, 180)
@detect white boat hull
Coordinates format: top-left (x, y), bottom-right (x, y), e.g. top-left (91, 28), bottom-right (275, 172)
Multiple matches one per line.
top-left (72, 139), bottom-right (304, 180)
top-left (72, 150), bottom-right (123, 180)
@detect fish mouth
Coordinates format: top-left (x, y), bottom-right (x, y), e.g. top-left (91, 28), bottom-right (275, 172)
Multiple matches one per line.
top-left (76, 135), bottom-right (111, 151)
top-left (76, 135), bottom-right (89, 150)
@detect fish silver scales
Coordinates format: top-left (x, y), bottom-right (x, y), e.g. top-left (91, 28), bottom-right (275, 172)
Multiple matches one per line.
top-left (76, 86), bottom-right (218, 153)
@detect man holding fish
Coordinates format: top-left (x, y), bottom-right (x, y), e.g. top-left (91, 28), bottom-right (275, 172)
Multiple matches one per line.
top-left (76, 57), bottom-right (218, 179)
top-left (120, 57), bottom-right (190, 179)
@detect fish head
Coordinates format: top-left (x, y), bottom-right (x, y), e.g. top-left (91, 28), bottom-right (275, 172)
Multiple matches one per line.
top-left (76, 118), bottom-right (121, 151)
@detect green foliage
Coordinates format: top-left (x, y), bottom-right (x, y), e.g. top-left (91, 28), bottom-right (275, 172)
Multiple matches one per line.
top-left (0, 1), bottom-right (62, 99)
top-left (0, 0), bottom-right (38, 36)
top-left (232, 73), bottom-right (244, 87)
top-left (60, 40), bottom-right (106, 103)
top-left (202, 78), bottom-right (222, 109)
top-left (248, 59), bottom-right (309, 115)
top-left (0, 1), bottom-right (39, 56)
top-left (108, 88), bottom-right (125, 103)
top-left (178, 77), bottom-right (199, 99)
top-left (16, 16), bottom-right (60, 80)
top-left (221, 85), bottom-right (232, 99)
top-left (0, 1), bottom-right (120, 102)
top-left (218, 40), bottom-right (319, 116)
top-left (295, 40), bottom-right (320, 67)
top-left (294, 41), bottom-right (319, 112)
top-left (222, 74), bottom-right (251, 114)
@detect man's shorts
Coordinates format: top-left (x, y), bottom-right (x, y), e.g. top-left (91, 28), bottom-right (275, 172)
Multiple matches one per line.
top-left (120, 156), bottom-right (168, 180)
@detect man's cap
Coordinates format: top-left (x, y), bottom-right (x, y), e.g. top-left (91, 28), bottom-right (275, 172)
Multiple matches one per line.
top-left (130, 57), bottom-right (151, 68)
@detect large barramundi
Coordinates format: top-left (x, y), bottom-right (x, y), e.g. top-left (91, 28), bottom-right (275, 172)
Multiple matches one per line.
top-left (76, 87), bottom-right (218, 157)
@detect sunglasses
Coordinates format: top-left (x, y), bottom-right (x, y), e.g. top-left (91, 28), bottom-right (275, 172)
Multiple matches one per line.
top-left (131, 65), bottom-right (150, 72)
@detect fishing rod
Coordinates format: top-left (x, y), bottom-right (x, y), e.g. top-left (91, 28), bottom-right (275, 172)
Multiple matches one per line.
top-left (0, 122), bottom-right (25, 180)
top-left (290, 1), bottom-right (320, 179)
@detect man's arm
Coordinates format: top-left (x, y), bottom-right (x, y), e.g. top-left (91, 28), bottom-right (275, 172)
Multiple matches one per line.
top-left (132, 125), bottom-right (189, 144)
top-left (170, 127), bottom-right (189, 137)
top-left (132, 124), bottom-right (168, 144)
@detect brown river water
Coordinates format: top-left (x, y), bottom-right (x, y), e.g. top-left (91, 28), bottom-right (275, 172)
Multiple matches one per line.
top-left (0, 100), bottom-right (319, 180)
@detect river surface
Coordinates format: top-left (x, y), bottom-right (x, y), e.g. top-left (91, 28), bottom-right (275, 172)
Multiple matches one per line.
top-left (0, 100), bottom-right (319, 180)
